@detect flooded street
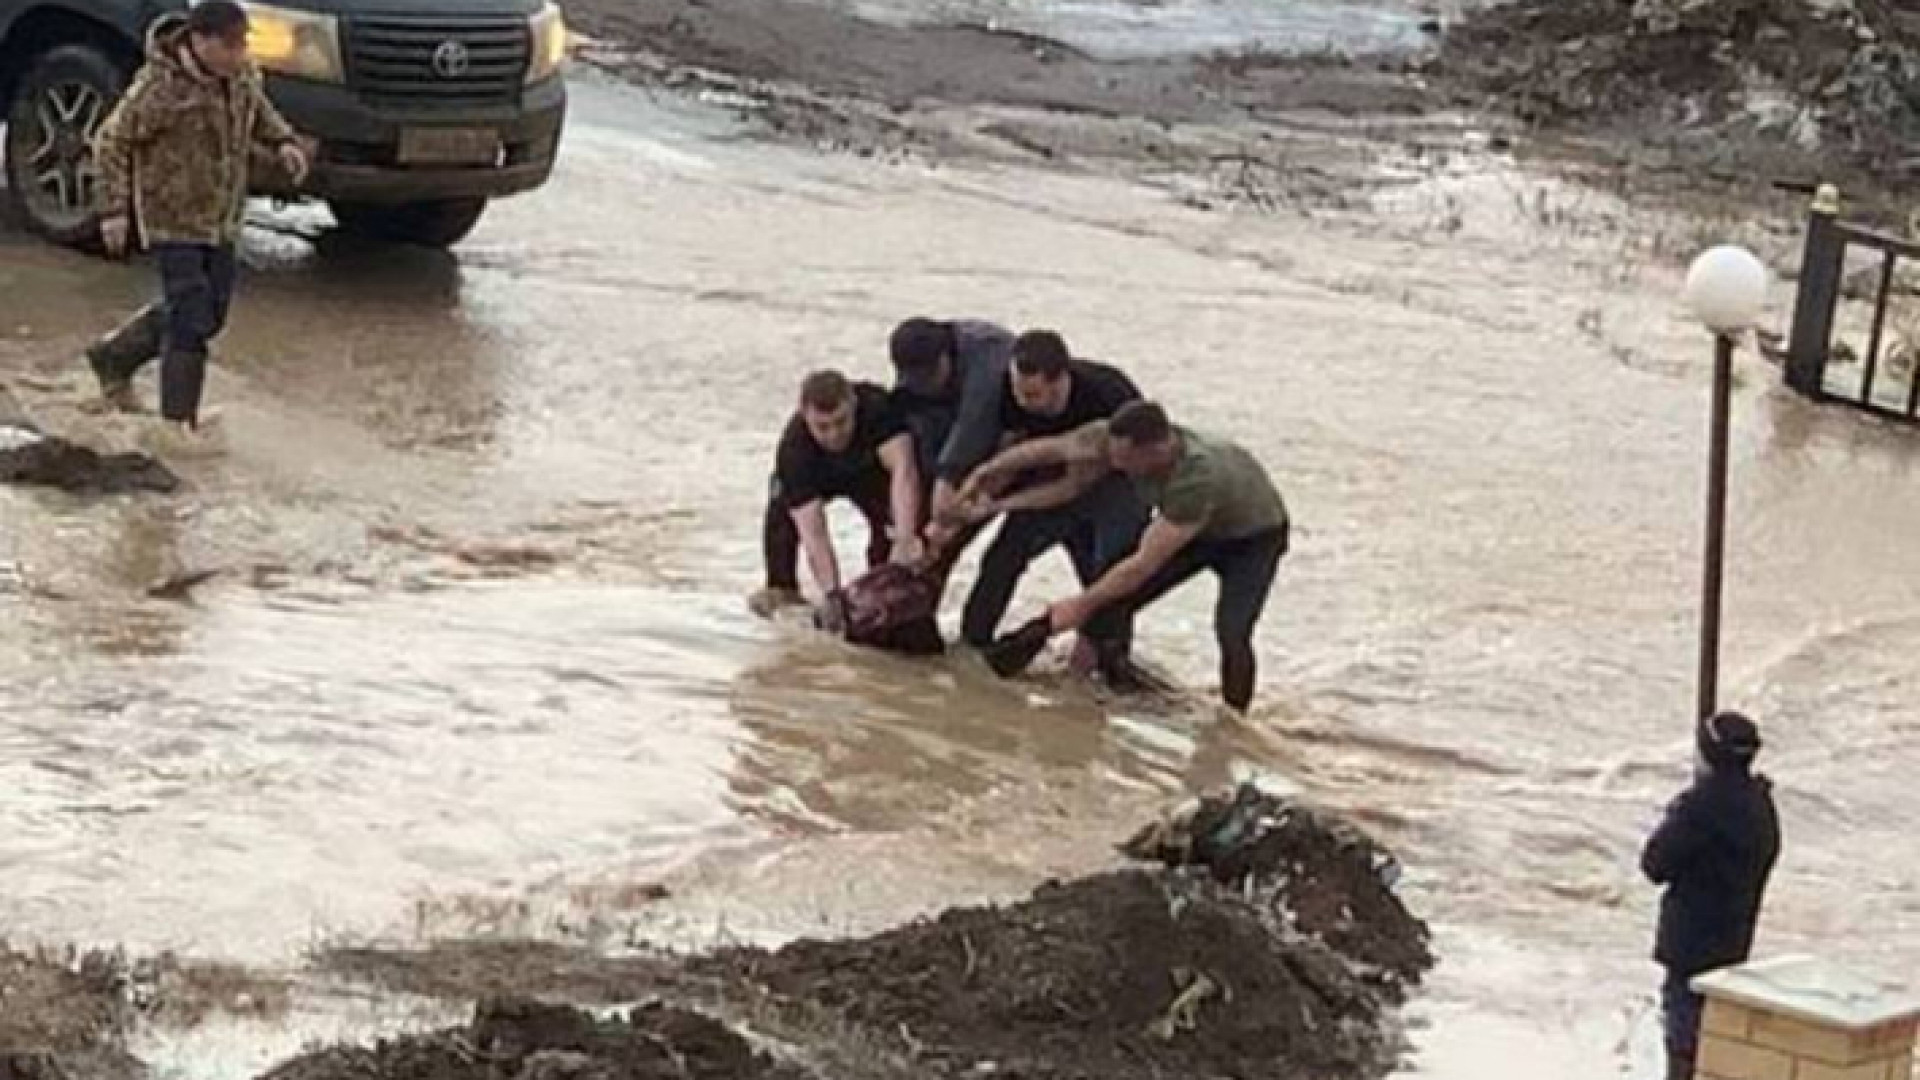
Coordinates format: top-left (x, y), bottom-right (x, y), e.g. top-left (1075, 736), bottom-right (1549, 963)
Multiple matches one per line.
top-left (812, 0), bottom-right (1466, 57)
top-left (5, 63), bottom-right (1920, 1080)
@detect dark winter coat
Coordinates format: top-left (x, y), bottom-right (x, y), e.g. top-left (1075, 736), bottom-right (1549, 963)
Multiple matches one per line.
top-left (1641, 766), bottom-right (1781, 977)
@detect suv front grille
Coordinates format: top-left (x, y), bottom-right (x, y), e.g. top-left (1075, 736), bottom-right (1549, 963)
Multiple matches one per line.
top-left (346, 15), bottom-right (529, 107)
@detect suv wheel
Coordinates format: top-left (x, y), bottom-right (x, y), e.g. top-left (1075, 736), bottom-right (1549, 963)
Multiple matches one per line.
top-left (328, 198), bottom-right (489, 248)
top-left (4, 45), bottom-right (129, 246)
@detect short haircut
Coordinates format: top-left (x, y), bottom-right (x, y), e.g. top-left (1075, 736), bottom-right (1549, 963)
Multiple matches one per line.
top-left (186, 0), bottom-right (250, 41)
top-left (1109, 400), bottom-right (1173, 445)
top-left (889, 318), bottom-right (951, 376)
top-left (799, 369), bottom-right (855, 412)
top-left (1011, 330), bottom-right (1071, 379)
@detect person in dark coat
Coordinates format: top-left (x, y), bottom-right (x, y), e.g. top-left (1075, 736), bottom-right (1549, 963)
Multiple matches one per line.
top-left (1640, 711), bottom-right (1781, 1080)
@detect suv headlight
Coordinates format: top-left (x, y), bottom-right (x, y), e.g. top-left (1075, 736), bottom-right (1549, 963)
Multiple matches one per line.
top-left (527, 3), bottom-right (568, 85)
top-left (244, 2), bottom-right (345, 83)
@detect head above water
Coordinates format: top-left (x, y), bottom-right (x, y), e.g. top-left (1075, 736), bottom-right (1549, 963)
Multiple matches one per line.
top-left (183, 1), bottom-right (252, 78)
top-left (1010, 330), bottom-right (1073, 417)
top-left (890, 318), bottom-right (955, 398)
top-left (799, 370), bottom-right (858, 453)
top-left (1107, 400), bottom-right (1181, 480)
top-left (1697, 711), bottom-right (1763, 772)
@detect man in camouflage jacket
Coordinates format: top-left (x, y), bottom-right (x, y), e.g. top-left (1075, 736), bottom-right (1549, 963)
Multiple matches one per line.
top-left (86, 0), bottom-right (308, 434)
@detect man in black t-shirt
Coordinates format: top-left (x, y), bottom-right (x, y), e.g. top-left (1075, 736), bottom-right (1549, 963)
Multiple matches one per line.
top-left (751, 370), bottom-right (924, 620)
top-left (948, 331), bottom-right (1148, 661)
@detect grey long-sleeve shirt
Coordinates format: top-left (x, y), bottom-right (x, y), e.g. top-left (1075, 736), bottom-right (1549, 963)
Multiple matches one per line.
top-left (894, 320), bottom-right (1016, 485)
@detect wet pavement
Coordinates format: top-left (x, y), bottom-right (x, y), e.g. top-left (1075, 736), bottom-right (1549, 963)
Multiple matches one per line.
top-left (4, 67), bottom-right (1920, 1080)
top-left (813, 0), bottom-right (1462, 57)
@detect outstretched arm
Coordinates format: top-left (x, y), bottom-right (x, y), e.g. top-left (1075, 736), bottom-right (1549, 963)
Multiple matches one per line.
top-left (1049, 516), bottom-right (1199, 633)
top-left (248, 76), bottom-right (310, 184)
top-left (986, 462), bottom-right (1103, 516)
top-left (791, 500), bottom-right (841, 595)
top-left (959, 432), bottom-right (1084, 503)
top-left (878, 433), bottom-right (924, 562)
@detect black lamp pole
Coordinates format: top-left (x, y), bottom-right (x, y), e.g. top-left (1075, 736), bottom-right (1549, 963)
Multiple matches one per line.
top-left (1698, 332), bottom-right (1735, 722)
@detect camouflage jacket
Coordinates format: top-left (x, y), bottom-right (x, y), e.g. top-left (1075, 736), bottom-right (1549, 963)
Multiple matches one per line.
top-left (93, 14), bottom-right (298, 246)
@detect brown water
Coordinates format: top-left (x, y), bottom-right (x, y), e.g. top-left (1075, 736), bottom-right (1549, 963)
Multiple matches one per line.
top-left (4, 75), bottom-right (1920, 1078)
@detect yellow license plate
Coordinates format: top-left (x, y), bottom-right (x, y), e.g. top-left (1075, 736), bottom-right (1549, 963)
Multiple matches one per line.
top-left (398, 127), bottom-right (502, 165)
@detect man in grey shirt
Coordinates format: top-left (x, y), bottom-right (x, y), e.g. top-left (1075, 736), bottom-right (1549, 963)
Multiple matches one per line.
top-left (886, 316), bottom-right (1016, 552)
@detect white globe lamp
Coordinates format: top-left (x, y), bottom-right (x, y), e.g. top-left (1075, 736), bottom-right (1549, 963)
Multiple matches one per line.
top-left (1684, 246), bottom-right (1769, 334)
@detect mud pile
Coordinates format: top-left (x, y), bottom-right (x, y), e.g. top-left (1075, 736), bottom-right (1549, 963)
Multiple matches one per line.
top-left (266, 785), bottom-right (1430, 1080)
top-left (0, 948), bottom-right (143, 1080)
top-left (0, 429), bottom-right (178, 495)
top-left (567, 0), bottom-right (1435, 168)
top-left (1443, 0), bottom-right (1920, 170)
top-left (260, 999), bottom-right (807, 1080)
top-left (709, 784), bottom-right (1430, 1079)
top-left (1119, 783), bottom-right (1434, 994)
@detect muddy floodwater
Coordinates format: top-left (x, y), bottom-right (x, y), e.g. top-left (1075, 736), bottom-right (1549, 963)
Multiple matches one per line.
top-left (4, 61), bottom-right (1920, 1080)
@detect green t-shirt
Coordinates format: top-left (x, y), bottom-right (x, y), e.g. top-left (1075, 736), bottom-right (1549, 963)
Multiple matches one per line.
top-left (1073, 422), bottom-right (1287, 541)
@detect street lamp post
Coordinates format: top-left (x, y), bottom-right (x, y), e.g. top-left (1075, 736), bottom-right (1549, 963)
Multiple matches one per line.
top-left (1682, 246), bottom-right (1770, 722)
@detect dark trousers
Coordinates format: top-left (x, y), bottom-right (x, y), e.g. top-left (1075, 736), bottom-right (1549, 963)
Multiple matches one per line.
top-left (94, 243), bottom-right (237, 425)
top-left (1661, 968), bottom-right (1704, 1080)
top-left (960, 476), bottom-right (1146, 649)
top-left (1083, 523), bottom-right (1287, 711)
top-left (763, 475), bottom-right (892, 592)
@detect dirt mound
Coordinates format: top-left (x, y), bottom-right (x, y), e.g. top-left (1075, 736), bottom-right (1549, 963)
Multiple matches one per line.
top-left (1442, 0), bottom-right (1920, 170)
top-left (0, 430), bottom-right (179, 495)
top-left (715, 870), bottom-right (1412, 1080)
top-left (0, 948), bottom-right (143, 1080)
top-left (699, 784), bottom-right (1430, 1080)
top-left (1121, 783), bottom-right (1433, 995)
top-left (569, 0), bottom-right (1437, 168)
top-left (260, 999), bottom-right (809, 1080)
top-left (269, 785), bottom-right (1431, 1080)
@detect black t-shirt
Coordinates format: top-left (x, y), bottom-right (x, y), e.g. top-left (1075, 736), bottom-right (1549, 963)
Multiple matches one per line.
top-left (774, 382), bottom-right (907, 506)
top-left (1000, 359), bottom-right (1141, 440)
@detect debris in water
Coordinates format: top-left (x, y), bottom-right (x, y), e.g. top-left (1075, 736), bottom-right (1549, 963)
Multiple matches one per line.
top-left (0, 430), bottom-right (178, 495)
top-left (146, 569), bottom-right (223, 603)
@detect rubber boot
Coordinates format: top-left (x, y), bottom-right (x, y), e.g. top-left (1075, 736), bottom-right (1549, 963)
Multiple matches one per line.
top-left (984, 615), bottom-right (1052, 678)
top-left (85, 306), bottom-right (165, 412)
top-left (1094, 636), bottom-right (1150, 695)
top-left (157, 347), bottom-right (209, 428)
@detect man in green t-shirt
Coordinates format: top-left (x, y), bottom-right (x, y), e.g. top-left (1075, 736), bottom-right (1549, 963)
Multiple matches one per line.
top-left (959, 400), bottom-right (1289, 711)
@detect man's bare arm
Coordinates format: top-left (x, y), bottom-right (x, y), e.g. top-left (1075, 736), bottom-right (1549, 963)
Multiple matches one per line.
top-left (878, 434), bottom-right (925, 561)
top-left (960, 431), bottom-right (1086, 503)
top-left (791, 500), bottom-right (841, 595)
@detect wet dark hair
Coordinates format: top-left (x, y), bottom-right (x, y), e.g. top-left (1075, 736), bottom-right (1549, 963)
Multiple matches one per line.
top-left (186, 0), bottom-right (250, 42)
top-left (1109, 400), bottom-right (1173, 445)
top-left (1011, 330), bottom-right (1071, 380)
top-left (799, 369), bottom-right (854, 412)
top-left (889, 318), bottom-right (952, 379)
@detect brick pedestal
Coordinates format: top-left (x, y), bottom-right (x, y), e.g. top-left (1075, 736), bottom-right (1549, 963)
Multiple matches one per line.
top-left (1694, 956), bottom-right (1919, 1080)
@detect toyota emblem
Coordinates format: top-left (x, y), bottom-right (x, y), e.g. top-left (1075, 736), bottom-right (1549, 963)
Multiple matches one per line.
top-left (431, 40), bottom-right (471, 78)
